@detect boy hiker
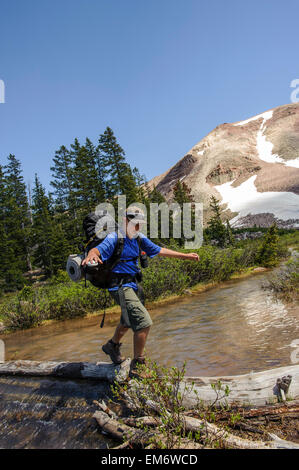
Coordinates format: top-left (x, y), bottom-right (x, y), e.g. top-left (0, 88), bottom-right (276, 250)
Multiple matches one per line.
top-left (82, 206), bottom-right (199, 378)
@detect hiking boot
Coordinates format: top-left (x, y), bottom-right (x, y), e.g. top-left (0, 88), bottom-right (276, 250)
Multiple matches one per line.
top-left (129, 356), bottom-right (152, 380)
top-left (102, 339), bottom-right (126, 365)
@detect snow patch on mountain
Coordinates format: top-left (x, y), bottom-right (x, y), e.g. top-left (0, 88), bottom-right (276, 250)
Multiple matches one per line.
top-left (234, 110), bottom-right (299, 167)
top-left (215, 175), bottom-right (299, 225)
top-left (256, 115), bottom-right (299, 167)
top-left (233, 110), bottom-right (273, 127)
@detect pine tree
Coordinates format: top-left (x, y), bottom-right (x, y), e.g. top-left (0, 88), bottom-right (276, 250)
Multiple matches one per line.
top-left (4, 155), bottom-right (32, 270)
top-left (172, 180), bottom-right (194, 246)
top-left (31, 175), bottom-right (68, 276)
top-left (256, 223), bottom-right (279, 267)
top-left (98, 127), bottom-right (138, 205)
top-left (0, 156), bottom-right (32, 290)
top-left (0, 165), bottom-right (18, 292)
top-left (50, 143), bottom-right (80, 251)
top-left (207, 195), bottom-right (226, 247)
top-left (50, 145), bottom-right (76, 214)
top-left (31, 174), bottom-right (54, 275)
top-left (132, 167), bottom-right (147, 203)
top-left (225, 219), bottom-right (235, 246)
top-left (149, 185), bottom-right (166, 205)
top-left (73, 138), bottom-right (105, 211)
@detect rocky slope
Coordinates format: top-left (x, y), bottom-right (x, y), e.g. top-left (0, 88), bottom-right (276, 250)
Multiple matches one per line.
top-left (148, 103), bottom-right (299, 227)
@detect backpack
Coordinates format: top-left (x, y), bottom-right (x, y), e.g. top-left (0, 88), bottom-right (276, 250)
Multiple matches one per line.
top-left (82, 211), bottom-right (143, 289)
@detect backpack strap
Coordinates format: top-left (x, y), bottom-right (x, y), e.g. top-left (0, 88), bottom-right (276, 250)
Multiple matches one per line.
top-left (109, 234), bottom-right (125, 270)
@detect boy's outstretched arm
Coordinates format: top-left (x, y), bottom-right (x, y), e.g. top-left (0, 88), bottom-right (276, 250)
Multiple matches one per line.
top-left (158, 247), bottom-right (199, 261)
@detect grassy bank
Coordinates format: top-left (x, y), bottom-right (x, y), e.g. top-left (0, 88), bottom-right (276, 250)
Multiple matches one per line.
top-left (0, 232), bottom-right (296, 332)
top-left (263, 256), bottom-right (299, 302)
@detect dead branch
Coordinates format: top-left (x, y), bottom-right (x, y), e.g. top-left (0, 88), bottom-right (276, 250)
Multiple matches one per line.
top-left (182, 415), bottom-right (299, 449)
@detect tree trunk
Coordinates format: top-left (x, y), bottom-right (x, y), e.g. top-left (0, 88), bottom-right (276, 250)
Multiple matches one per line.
top-left (182, 364), bottom-right (299, 407)
top-left (1, 360), bottom-right (298, 407)
top-left (0, 359), bottom-right (130, 383)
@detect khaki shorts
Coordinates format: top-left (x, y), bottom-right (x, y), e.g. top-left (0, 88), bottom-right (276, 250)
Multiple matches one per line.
top-left (110, 287), bottom-right (153, 332)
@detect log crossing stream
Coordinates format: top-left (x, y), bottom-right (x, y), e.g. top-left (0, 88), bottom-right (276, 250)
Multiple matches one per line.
top-left (0, 268), bottom-right (298, 448)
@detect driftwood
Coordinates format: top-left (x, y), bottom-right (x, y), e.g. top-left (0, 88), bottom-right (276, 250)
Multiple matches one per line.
top-left (2, 357), bottom-right (297, 449)
top-left (94, 410), bottom-right (141, 441)
top-left (183, 364), bottom-right (299, 407)
top-left (94, 402), bottom-right (299, 450)
top-left (93, 400), bottom-right (118, 419)
top-left (93, 410), bottom-right (203, 449)
top-left (115, 376), bottom-right (299, 449)
top-left (1, 360), bottom-right (299, 407)
top-left (0, 358), bottom-right (131, 383)
top-left (122, 416), bottom-right (160, 427)
top-left (119, 397), bottom-right (299, 449)
top-left (240, 399), bottom-right (299, 419)
top-left (181, 415), bottom-right (299, 449)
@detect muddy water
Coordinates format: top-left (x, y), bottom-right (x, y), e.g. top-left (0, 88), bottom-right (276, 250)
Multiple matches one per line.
top-left (2, 270), bottom-right (299, 377)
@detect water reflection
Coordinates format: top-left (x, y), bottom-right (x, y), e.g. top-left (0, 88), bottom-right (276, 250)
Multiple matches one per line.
top-left (2, 271), bottom-right (299, 377)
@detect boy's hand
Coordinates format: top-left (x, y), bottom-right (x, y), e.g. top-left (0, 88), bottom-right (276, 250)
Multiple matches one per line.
top-left (186, 253), bottom-right (199, 261)
top-left (82, 248), bottom-right (103, 266)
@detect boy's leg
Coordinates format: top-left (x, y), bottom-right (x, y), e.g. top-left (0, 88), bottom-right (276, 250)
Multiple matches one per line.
top-left (130, 326), bottom-right (152, 379)
top-left (112, 323), bottom-right (129, 344)
top-left (133, 326), bottom-right (150, 359)
top-left (102, 328), bottom-right (127, 363)
top-left (104, 287), bottom-right (153, 368)
top-left (102, 290), bottom-right (130, 364)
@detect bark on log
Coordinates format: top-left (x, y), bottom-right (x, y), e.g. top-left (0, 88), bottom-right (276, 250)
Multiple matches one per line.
top-left (94, 410), bottom-right (140, 441)
top-left (95, 406), bottom-right (299, 449)
top-left (241, 399), bottom-right (299, 419)
top-left (182, 415), bottom-right (299, 449)
top-left (93, 410), bottom-right (203, 449)
top-left (122, 416), bottom-right (160, 427)
top-left (0, 359), bottom-right (131, 383)
top-left (183, 364), bottom-right (299, 407)
top-left (122, 395), bottom-right (299, 449)
top-left (1, 360), bottom-right (299, 407)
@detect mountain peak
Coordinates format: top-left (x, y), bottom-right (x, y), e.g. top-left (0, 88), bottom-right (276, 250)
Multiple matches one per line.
top-left (148, 103), bottom-right (299, 228)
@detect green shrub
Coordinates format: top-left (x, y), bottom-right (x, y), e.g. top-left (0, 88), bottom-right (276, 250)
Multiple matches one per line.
top-left (264, 257), bottom-right (299, 302)
top-left (0, 236), bottom-right (295, 331)
top-left (2, 299), bottom-right (42, 331)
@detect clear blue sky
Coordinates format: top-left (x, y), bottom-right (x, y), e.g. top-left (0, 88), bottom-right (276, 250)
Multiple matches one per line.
top-left (0, 0), bottom-right (298, 191)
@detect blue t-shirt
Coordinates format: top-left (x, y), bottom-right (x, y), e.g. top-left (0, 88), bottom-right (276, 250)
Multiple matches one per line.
top-left (96, 232), bottom-right (161, 291)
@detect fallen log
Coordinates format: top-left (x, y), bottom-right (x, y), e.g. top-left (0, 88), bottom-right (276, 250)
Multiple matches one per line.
top-left (232, 422), bottom-right (265, 434)
top-left (94, 410), bottom-right (140, 441)
top-left (183, 364), bottom-right (299, 407)
top-left (182, 415), bottom-right (299, 449)
top-left (93, 410), bottom-right (203, 449)
top-left (0, 359), bottom-right (130, 383)
top-left (240, 399), bottom-right (299, 419)
top-left (1, 360), bottom-right (299, 408)
top-left (95, 403), bottom-right (299, 450)
top-left (122, 416), bottom-right (160, 427)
